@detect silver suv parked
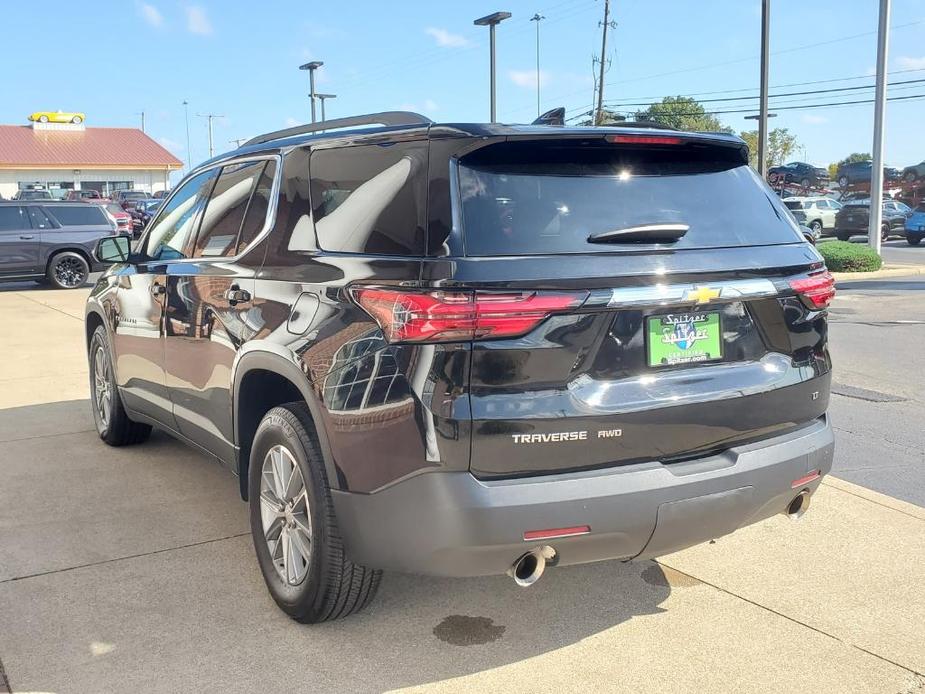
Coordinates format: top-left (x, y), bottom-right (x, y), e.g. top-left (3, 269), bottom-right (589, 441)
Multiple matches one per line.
top-left (0, 201), bottom-right (116, 288)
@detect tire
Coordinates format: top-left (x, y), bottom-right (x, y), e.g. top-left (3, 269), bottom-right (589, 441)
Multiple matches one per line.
top-left (835, 232), bottom-right (851, 242)
top-left (800, 178), bottom-right (811, 188)
top-left (768, 172), bottom-right (778, 184)
top-left (810, 220), bottom-right (823, 235)
top-left (249, 403), bottom-right (381, 623)
top-left (71, 115), bottom-right (82, 124)
top-left (46, 251), bottom-right (89, 289)
top-left (881, 224), bottom-right (890, 242)
top-left (39, 115), bottom-right (48, 123)
top-left (905, 172), bottom-right (917, 183)
top-left (907, 235), bottom-right (922, 246)
top-left (88, 326), bottom-right (152, 446)
top-left (838, 176), bottom-right (849, 187)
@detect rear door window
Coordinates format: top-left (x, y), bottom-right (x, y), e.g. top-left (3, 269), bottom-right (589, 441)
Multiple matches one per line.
top-left (45, 205), bottom-right (108, 226)
top-left (457, 140), bottom-right (801, 256)
top-left (0, 206), bottom-right (27, 231)
top-left (309, 141), bottom-right (427, 255)
top-left (193, 160), bottom-right (266, 258)
top-left (27, 206), bottom-right (54, 229)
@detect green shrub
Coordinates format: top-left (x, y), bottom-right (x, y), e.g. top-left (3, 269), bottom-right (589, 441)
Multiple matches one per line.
top-left (818, 241), bottom-right (883, 272)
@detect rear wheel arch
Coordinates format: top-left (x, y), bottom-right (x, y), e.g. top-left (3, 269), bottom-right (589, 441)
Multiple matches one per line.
top-left (46, 246), bottom-right (92, 273)
top-left (233, 351), bottom-right (337, 500)
top-left (85, 310), bottom-right (106, 350)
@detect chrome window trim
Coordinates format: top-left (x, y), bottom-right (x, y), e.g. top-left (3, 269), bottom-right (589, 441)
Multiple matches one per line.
top-left (607, 278), bottom-right (778, 308)
top-left (139, 153), bottom-right (282, 265)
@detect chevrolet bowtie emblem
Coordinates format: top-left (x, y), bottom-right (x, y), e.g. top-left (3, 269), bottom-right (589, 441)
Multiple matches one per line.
top-left (685, 286), bottom-right (722, 304)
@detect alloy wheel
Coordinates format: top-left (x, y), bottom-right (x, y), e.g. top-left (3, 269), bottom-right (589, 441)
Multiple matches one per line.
top-left (260, 445), bottom-right (312, 585)
top-left (54, 257), bottom-right (86, 288)
top-left (93, 345), bottom-right (112, 429)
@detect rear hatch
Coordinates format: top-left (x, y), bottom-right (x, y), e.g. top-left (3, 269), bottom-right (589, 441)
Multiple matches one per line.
top-left (837, 203), bottom-right (871, 230)
top-left (453, 135), bottom-right (833, 478)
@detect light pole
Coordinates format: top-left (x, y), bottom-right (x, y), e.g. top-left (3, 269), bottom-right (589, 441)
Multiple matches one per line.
top-left (757, 0), bottom-right (771, 179)
top-left (316, 93), bottom-right (336, 122)
top-left (299, 61), bottom-right (324, 123)
top-left (745, 113), bottom-right (777, 169)
top-left (197, 113), bottom-right (225, 159)
top-left (868, 0), bottom-right (891, 255)
top-left (530, 13), bottom-right (545, 118)
top-left (474, 11), bottom-right (511, 122)
top-left (182, 100), bottom-right (191, 171)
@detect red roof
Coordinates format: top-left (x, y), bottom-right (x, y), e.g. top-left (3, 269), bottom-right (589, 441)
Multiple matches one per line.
top-left (0, 125), bottom-right (182, 169)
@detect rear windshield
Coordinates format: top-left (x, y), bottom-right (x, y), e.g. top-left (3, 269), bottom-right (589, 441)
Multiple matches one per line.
top-left (457, 141), bottom-right (801, 256)
top-left (784, 200), bottom-right (807, 211)
top-left (46, 205), bottom-right (108, 226)
top-left (121, 191), bottom-right (147, 199)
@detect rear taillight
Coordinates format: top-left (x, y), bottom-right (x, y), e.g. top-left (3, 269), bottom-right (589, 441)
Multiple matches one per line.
top-left (789, 270), bottom-right (835, 309)
top-left (607, 134), bottom-right (683, 145)
top-left (350, 288), bottom-right (588, 343)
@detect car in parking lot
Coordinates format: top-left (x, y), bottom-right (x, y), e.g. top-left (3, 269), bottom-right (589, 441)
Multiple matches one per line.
top-left (66, 189), bottom-right (103, 201)
top-left (112, 190), bottom-right (151, 211)
top-left (130, 199), bottom-right (161, 234)
top-left (905, 204), bottom-right (925, 246)
top-left (835, 160), bottom-right (900, 187)
top-left (13, 189), bottom-right (53, 200)
top-left (101, 202), bottom-right (134, 236)
top-left (86, 112), bottom-right (835, 622)
top-left (28, 110), bottom-right (85, 124)
top-left (782, 196), bottom-right (842, 236)
top-left (767, 161), bottom-right (830, 188)
top-left (0, 201), bottom-right (116, 288)
top-left (835, 199), bottom-right (912, 241)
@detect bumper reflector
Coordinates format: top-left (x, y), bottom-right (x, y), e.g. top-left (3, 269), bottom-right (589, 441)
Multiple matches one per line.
top-left (523, 525), bottom-right (591, 541)
top-left (791, 470), bottom-right (821, 488)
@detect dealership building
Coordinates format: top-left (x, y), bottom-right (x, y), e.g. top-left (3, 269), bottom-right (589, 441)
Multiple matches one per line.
top-left (0, 121), bottom-right (182, 199)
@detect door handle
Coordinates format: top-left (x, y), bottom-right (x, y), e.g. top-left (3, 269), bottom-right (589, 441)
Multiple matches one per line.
top-left (19, 235), bottom-right (34, 240)
top-left (224, 286), bottom-right (252, 305)
top-left (150, 283), bottom-right (166, 296)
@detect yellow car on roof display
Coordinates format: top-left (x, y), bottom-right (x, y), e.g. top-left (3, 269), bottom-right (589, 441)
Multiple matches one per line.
top-left (28, 111), bottom-right (85, 124)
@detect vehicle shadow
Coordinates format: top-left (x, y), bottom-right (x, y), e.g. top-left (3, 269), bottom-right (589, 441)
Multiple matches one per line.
top-left (0, 399), bottom-right (678, 692)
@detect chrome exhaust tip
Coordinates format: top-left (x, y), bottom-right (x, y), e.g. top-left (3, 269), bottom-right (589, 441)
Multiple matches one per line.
top-left (787, 489), bottom-right (811, 520)
top-left (508, 546), bottom-right (555, 587)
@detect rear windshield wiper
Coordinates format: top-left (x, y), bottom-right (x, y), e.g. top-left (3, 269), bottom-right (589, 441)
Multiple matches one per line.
top-left (587, 223), bottom-right (689, 244)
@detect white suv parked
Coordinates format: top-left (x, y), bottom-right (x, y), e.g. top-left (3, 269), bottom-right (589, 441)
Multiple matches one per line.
top-left (782, 197), bottom-right (843, 236)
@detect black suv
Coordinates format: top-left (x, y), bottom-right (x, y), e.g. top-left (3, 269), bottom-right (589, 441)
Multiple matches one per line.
top-left (767, 161), bottom-right (830, 188)
top-left (834, 199), bottom-right (913, 241)
top-left (85, 112), bottom-right (835, 623)
top-left (0, 201), bottom-right (116, 288)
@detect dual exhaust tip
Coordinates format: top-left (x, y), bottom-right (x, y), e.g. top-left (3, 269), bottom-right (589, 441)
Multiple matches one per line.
top-left (509, 491), bottom-right (812, 586)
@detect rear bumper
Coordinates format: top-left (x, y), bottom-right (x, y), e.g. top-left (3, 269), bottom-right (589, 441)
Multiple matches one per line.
top-left (332, 417), bottom-right (834, 577)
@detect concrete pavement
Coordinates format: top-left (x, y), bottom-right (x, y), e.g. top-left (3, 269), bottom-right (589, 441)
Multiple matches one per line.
top-left (0, 284), bottom-right (923, 693)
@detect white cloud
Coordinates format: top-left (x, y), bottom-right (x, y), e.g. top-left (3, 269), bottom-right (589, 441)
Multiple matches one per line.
top-left (425, 27), bottom-right (469, 48)
top-left (897, 56), bottom-right (925, 70)
top-left (801, 114), bottom-right (828, 125)
top-left (423, 99), bottom-right (439, 112)
top-left (284, 117), bottom-right (300, 128)
top-left (139, 3), bottom-right (163, 27)
top-left (395, 99), bottom-right (438, 114)
top-left (158, 137), bottom-right (183, 153)
top-left (185, 5), bottom-right (212, 35)
top-left (508, 69), bottom-right (550, 89)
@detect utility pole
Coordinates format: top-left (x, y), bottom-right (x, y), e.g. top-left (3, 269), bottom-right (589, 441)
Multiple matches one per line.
top-left (299, 61), bottom-right (324, 123)
top-left (757, 0), bottom-right (771, 179)
top-left (316, 93), bottom-right (336, 122)
top-left (474, 12), bottom-right (512, 122)
top-left (136, 111), bottom-right (146, 133)
top-left (182, 100), bottom-right (191, 170)
top-left (530, 13), bottom-right (545, 118)
top-left (197, 113), bottom-right (225, 159)
top-left (869, 0), bottom-right (891, 255)
top-left (594, 0), bottom-right (614, 125)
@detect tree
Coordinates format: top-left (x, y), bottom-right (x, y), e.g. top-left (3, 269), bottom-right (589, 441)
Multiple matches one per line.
top-left (634, 96), bottom-right (732, 133)
top-left (739, 128), bottom-right (799, 168)
top-left (577, 108), bottom-right (625, 126)
top-left (837, 152), bottom-right (871, 166)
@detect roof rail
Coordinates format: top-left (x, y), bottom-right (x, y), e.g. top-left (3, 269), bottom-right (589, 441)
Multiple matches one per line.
top-left (243, 111), bottom-right (433, 147)
top-left (609, 120), bottom-right (678, 131)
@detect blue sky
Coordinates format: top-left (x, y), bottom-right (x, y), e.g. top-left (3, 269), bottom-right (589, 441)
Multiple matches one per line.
top-left (2, 0), bottom-right (923, 181)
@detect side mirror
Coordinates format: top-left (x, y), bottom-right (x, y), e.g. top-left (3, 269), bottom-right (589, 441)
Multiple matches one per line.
top-left (96, 235), bottom-right (132, 263)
